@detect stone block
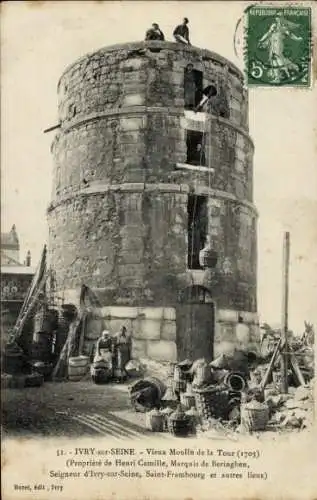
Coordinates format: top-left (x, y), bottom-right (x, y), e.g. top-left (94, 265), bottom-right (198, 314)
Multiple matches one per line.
top-left (99, 306), bottom-right (139, 319)
top-left (131, 339), bottom-right (147, 359)
top-left (123, 94), bottom-right (145, 107)
top-left (85, 317), bottom-right (103, 340)
top-left (235, 158), bottom-right (245, 173)
top-left (161, 320), bottom-right (176, 341)
top-left (241, 311), bottom-right (259, 324)
top-left (188, 270), bottom-right (205, 286)
top-left (217, 308), bottom-right (238, 325)
top-left (62, 288), bottom-right (81, 306)
top-left (219, 322), bottom-right (235, 341)
top-left (146, 340), bottom-right (177, 362)
top-left (118, 263), bottom-right (143, 279)
top-left (172, 72), bottom-right (184, 85)
top-left (236, 133), bottom-right (244, 148)
top-left (137, 307), bottom-right (165, 320)
top-left (119, 250), bottom-right (143, 265)
top-left (120, 58), bottom-right (145, 70)
top-left (214, 340), bottom-right (236, 358)
top-left (235, 146), bottom-right (245, 162)
top-left (120, 117), bottom-right (146, 131)
top-left (106, 318), bottom-right (133, 335)
top-left (133, 318), bottom-right (161, 341)
top-left (230, 98), bottom-right (241, 111)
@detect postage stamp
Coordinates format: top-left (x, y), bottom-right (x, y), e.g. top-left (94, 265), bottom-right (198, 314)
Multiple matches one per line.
top-left (245, 5), bottom-right (312, 86)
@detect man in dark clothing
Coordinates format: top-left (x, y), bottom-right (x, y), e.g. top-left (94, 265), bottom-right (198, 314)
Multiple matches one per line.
top-left (173, 18), bottom-right (190, 45)
top-left (184, 63), bottom-right (196, 108)
top-left (145, 23), bottom-right (165, 41)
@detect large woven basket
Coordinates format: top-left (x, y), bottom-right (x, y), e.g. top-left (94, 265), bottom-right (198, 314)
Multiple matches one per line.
top-left (193, 384), bottom-right (230, 423)
top-left (180, 392), bottom-right (196, 411)
top-left (240, 402), bottom-right (269, 432)
top-left (168, 413), bottom-right (192, 437)
top-left (172, 380), bottom-right (186, 394)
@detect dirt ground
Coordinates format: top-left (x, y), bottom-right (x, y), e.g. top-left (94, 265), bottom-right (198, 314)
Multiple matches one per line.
top-left (1, 379), bottom-right (154, 439)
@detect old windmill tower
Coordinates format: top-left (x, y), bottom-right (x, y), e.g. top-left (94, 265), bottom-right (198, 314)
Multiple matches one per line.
top-left (47, 41), bottom-right (258, 362)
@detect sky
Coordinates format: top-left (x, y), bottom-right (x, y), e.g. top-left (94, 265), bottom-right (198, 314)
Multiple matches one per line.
top-left (1, 1), bottom-right (316, 332)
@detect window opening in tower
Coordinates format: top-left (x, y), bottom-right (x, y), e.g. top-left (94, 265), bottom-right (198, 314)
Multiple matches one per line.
top-left (187, 195), bottom-right (208, 270)
top-left (184, 65), bottom-right (203, 110)
top-left (186, 130), bottom-right (206, 166)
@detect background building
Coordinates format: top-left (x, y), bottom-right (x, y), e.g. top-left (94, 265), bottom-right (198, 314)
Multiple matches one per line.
top-left (48, 41), bottom-right (259, 361)
top-left (1, 225), bottom-right (34, 339)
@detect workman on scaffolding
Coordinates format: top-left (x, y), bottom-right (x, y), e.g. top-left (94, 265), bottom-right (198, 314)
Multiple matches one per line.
top-left (191, 143), bottom-right (206, 166)
top-left (145, 23), bottom-right (165, 41)
top-left (173, 18), bottom-right (191, 45)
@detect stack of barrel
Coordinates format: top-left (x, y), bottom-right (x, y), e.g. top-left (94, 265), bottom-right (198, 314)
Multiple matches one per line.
top-left (54, 304), bottom-right (77, 360)
top-left (31, 306), bottom-right (58, 379)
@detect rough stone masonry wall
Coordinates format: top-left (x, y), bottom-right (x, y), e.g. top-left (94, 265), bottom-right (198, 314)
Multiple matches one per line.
top-left (48, 187), bottom-right (188, 305)
top-left (48, 42), bottom-right (259, 360)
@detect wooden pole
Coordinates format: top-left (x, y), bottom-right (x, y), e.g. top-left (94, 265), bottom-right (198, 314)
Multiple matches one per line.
top-left (280, 232), bottom-right (290, 393)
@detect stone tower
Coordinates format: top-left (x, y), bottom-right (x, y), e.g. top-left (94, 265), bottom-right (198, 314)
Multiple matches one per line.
top-left (48, 41), bottom-right (258, 362)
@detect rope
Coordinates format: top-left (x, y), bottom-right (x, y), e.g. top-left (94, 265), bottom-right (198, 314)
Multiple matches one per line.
top-left (189, 56), bottom-right (214, 273)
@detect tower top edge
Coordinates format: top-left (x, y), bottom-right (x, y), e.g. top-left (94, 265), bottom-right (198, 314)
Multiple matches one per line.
top-left (57, 41), bottom-right (244, 89)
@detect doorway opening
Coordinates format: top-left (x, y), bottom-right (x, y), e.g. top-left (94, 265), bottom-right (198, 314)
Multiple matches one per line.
top-left (184, 66), bottom-right (203, 110)
top-left (176, 286), bottom-right (215, 361)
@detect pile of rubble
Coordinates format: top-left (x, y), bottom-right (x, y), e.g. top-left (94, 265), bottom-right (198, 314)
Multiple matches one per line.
top-left (127, 342), bottom-right (314, 437)
top-left (266, 379), bottom-right (314, 430)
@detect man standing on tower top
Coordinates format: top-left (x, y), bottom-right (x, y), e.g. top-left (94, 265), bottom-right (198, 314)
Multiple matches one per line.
top-left (173, 18), bottom-right (191, 45)
top-left (145, 23), bottom-right (165, 41)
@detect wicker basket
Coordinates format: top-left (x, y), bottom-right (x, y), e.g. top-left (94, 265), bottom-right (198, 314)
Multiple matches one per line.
top-left (193, 384), bottom-right (230, 423)
top-left (168, 406), bottom-right (192, 437)
top-left (240, 402), bottom-right (269, 432)
top-left (168, 414), bottom-right (192, 437)
top-left (180, 392), bottom-right (196, 411)
top-left (172, 379), bottom-right (186, 394)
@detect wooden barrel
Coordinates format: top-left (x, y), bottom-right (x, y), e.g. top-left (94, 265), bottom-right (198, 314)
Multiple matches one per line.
top-left (49, 309), bottom-right (59, 331)
top-left (3, 350), bottom-right (24, 375)
top-left (34, 309), bottom-right (53, 334)
top-left (129, 377), bottom-right (167, 411)
top-left (61, 304), bottom-right (77, 322)
top-left (32, 361), bottom-right (53, 379)
top-left (25, 372), bottom-right (44, 388)
top-left (57, 310), bottom-right (71, 332)
top-left (31, 334), bottom-right (53, 362)
top-left (54, 329), bottom-right (69, 358)
top-left (68, 356), bottom-right (90, 381)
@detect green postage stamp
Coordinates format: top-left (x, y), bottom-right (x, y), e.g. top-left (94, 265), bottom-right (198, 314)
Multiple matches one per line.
top-left (245, 5), bottom-right (312, 86)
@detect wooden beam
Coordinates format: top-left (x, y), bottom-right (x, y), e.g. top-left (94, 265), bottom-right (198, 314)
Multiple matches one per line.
top-left (280, 232), bottom-right (290, 393)
top-left (43, 124), bottom-right (61, 134)
top-left (176, 163), bottom-right (215, 174)
top-left (259, 337), bottom-right (281, 390)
